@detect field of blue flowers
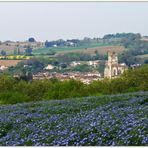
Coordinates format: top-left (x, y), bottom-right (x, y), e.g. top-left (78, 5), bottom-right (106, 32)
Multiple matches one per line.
top-left (0, 91), bottom-right (148, 146)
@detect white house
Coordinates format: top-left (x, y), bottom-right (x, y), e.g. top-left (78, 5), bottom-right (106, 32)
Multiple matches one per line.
top-left (70, 61), bottom-right (81, 67)
top-left (53, 44), bottom-right (57, 47)
top-left (0, 65), bottom-right (8, 71)
top-left (44, 64), bottom-right (54, 70)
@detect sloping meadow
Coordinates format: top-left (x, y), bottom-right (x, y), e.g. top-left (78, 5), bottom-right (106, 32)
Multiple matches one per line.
top-left (0, 92), bottom-right (148, 146)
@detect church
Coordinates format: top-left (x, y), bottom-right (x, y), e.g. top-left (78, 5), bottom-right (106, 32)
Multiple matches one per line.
top-left (104, 51), bottom-right (128, 79)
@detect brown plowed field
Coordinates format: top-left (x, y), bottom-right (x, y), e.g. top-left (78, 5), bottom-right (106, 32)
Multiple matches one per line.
top-left (0, 60), bottom-right (23, 67)
top-left (56, 45), bottom-right (126, 56)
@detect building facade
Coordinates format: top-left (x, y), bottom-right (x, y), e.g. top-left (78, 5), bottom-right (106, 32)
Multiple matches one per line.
top-left (104, 51), bottom-right (127, 78)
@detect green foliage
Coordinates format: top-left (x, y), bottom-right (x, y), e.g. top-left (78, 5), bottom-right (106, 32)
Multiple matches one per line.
top-left (120, 54), bottom-right (140, 66)
top-left (34, 42), bottom-right (110, 55)
top-left (46, 49), bottom-right (56, 55)
top-left (0, 64), bottom-right (148, 105)
top-left (72, 64), bottom-right (92, 72)
top-left (13, 49), bottom-right (18, 55)
top-left (0, 74), bottom-right (16, 92)
top-left (103, 33), bottom-right (141, 40)
top-left (28, 37), bottom-right (35, 42)
top-left (58, 53), bottom-right (92, 63)
top-left (0, 92), bottom-right (31, 104)
top-left (25, 46), bottom-right (33, 56)
top-left (102, 33), bottom-right (148, 65)
top-left (45, 79), bottom-right (86, 100)
top-left (8, 57), bottom-right (51, 75)
top-left (97, 62), bottom-right (105, 74)
top-left (144, 59), bottom-right (148, 64)
top-left (14, 80), bottom-right (51, 101)
top-left (122, 64), bottom-right (148, 91)
top-left (1, 50), bottom-right (7, 56)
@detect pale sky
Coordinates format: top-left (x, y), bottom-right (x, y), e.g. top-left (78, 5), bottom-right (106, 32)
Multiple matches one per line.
top-left (0, 2), bottom-right (148, 41)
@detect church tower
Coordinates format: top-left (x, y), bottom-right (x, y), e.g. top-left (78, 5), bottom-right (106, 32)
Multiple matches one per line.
top-left (104, 51), bottom-right (123, 78)
top-left (108, 51), bottom-right (118, 65)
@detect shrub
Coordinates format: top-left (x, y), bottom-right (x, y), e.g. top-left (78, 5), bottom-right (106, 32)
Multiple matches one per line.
top-left (0, 64), bottom-right (148, 104)
top-left (45, 79), bottom-right (85, 100)
top-left (0, 92), bottom-right (31, 105)
top-left (0, 74), bottom-right (16, 92)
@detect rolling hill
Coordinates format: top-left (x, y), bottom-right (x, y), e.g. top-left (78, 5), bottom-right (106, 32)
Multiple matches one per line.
top-left (56, 45), bottom-right (126, 56)
top-left (33, 44), bottom-right (126, 56)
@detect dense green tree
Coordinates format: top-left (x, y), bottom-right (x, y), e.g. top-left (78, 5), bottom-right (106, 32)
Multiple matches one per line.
top-left (1, 50), bottom-right (6, 56)
top-left (25, 46), bottom-right (33, 56)
top-left (28, 37), bottom-right (36, 42)
top-left (73, 64), bottom-right (92, 72)
top-left (144, 59), bottom-right (148, 64)
top-left (0, 74), bottom-right (16, 92)
top-left (13, 49), bottom-right (18, 55)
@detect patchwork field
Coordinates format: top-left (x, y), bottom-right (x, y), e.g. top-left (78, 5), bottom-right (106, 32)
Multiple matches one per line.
top-left (0, 42), bottom-right (126, 57)
top-left (0, 45), bottom-right (25, 55)
top-left (0, 92), bottom-right (147, 146)
top-left (0, 60), bottom-right (23, 67)
top-left (33, 45), bottom-right (126, 56)
top-left (56, 45), bottom-right (126, 56)
top-left (33, 42), bottom-right (109, 54)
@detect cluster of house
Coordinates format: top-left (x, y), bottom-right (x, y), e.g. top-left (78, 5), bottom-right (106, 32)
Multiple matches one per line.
top-left (33, 72), bottom-right (102, 84)
top-left (33, 51), bottom-right (128, 83)
top-left (52, 41), bottom-right (76, 47)
top-left (0, 51), bottom-right (143, 83)
top-left (44, 60), bottom-right (100, 71)
top-left (70, 60), bottom-right (100, 68)
top-left (130, 64), bottom-right (142, 69)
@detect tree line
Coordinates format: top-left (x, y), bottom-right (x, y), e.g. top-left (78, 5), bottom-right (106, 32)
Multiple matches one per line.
top-left (0, 64), bottom-right (148, 105)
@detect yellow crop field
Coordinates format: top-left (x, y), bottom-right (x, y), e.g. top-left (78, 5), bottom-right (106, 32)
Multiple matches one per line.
top-left (0, 55), bottom-right (31, 60)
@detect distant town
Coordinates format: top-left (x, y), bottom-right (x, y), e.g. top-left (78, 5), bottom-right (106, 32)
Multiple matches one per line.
top-left (0, 33), bottom-right (147, 83)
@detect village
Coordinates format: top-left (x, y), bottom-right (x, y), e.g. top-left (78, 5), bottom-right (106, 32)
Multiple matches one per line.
top-left (33, 71), bottom-right (102, 84)
top-left (32, 51), bottom-right (129, 84)
top-left (0, 50), bottom-right (142, 84)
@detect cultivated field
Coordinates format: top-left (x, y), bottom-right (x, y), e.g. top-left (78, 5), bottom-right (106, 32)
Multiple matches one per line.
top-left (0, 92), bottom-right (147, 146)
top-left (0, 55), bottom-right (31, 60)
top-left (0, 45), bottom-right (25, 55)
top-left (56, 45), bottom-right (126, 56)
top-left (0, 60), bottom-right (23, 67)
top-left (33, 45), bottom-right (126, 56)
top-left (0, 42), bottom-right (126, 57)
top-left (33, 42), bottom-right (110, 55)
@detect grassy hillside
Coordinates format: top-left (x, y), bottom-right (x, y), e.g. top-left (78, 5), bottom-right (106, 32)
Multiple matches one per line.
top-left (33, 42), bottom-right (109, 54)
top-left (0, 92), bottom-right (148, 146)
top-left (56, 45), bottom-right (126, 56)
top-left (33, 43), bottom-right (126, 56)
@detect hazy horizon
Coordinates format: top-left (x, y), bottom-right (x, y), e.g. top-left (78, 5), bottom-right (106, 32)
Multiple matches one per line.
top-left (0, 2), bottom-right (148, 42)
